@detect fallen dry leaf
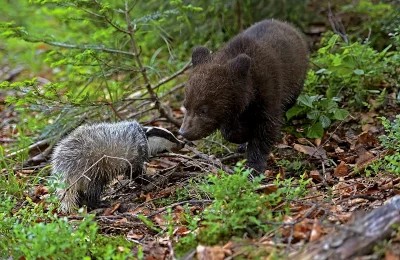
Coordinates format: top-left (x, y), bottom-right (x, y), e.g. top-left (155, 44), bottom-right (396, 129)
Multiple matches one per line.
top-left (310, 170), bottom-right (322, 182)
top-left (333, 161), bottom-right (348, 177)
top-left (197, 245), bottom-right (230, 260)
top-left (385, 249), bottom-right (400, 260)
top-left (173, 226), bottom-right (190, 236)
top-left (259, 184), bottom-right (278, 194)
top-left (154, 214), bottom-right (167, 229)
top-left (355, 148), bottom-right (375, 166)
top-left (34, 185), bottom-right (49, 196)
top-left (104, 203), bottom-right (120, 215)
top-left (126, 230), bottom-right (144, 240)
top-left (357, 132), bottom-right (380, 147)
top-left (309, 218), bottom-right (322, 242)
top-left (294, 144), bottom-right (327, 160)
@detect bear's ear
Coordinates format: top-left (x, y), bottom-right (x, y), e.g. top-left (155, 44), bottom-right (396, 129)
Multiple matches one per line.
top-left (228, 54), bottom-right (251, 77)
top-left (192, 47), bottom-right (211, 67)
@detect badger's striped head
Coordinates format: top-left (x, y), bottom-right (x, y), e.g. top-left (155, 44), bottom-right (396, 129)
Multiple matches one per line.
top-left (143, 126), bottom-right (185, 156)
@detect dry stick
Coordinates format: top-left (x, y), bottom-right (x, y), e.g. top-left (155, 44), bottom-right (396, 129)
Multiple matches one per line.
top-left (185, 145), bottom-right (234, 174)
top-left (160, 152), bottom-right (224, 172)
top-left (159, 82), bottom-right (185, 100)
top-left (236, 0), bottom-right (243, 32)
top-left (152, 61), bottom-right (191, 91)
top-left (146, 199), bottom-right (213, 218)
top-left (202, 138), bottom-right (233, 154)
top-left (220, 153), bottom-right (244, 163)
top-left (7, 115), bottom-right (89, 159)
top-left (168, 240), bottom-right (176, 260)
top-left (328, 1), bottom-right (348, 44)
top-left (106, 102), bottom-right (124, 120)
top-left (124, 2), bottom-right (181, 127)
top-left (295, 195), bottom-right (400, 259)
top-left (5, 138), bottom-right (52, 159)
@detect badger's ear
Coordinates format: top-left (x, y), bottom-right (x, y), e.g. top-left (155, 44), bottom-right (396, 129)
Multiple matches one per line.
top-left (143, 126), bottom-right (152, 134)
top-left (192, 47), bottom-right (211, 67)
top-left (228, 54), bottom-right (251, 77)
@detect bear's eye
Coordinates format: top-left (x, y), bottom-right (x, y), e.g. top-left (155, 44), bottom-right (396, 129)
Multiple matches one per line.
top-left (198, 106), bottom-right (208, 116)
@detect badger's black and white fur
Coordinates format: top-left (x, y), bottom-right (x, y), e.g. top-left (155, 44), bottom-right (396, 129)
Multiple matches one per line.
top-left (51, 121), bottom-right (184, 213)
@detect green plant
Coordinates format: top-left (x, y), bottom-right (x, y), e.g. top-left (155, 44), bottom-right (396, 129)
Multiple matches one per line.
top-left (186, 162), bottom-right (309, 245)
top-left (287, 30), bottom-right (399, 138)
top-left (341, 0), bottom-right (397, 49)
top-left (0, 194), bottom-right (136, 259)
top-left (364, 115), bottom-right (400, 176)
top-left (196, 130), bottom-right (238, 157)
top-left (278, 173), bottom-right (311, 201)
top-left (310, 33), bottom-right (393, 106)
top-left (286, 94), bottom-right (349, 138)
top-left (174, 162), bottom-right (312, 255)
top-left (378, 115), bottom-right (400, 175)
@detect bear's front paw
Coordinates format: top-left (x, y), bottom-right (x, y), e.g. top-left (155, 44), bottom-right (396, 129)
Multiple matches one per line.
top-left (246, 161), bottom-right (267, 174)
top-left (235, 143), bottom-right (248, 153)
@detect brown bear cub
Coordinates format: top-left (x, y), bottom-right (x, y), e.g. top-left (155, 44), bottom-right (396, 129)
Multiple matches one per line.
top-left (179, 19), bottom-right (309, 173)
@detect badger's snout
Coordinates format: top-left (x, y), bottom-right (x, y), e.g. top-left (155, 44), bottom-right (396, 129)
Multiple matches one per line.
top-left (144, 126), bottom-right (186, 155)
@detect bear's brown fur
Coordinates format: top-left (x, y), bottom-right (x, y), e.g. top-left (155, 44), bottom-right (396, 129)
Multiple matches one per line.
top-left (179, 19), bottom-right (309, 172)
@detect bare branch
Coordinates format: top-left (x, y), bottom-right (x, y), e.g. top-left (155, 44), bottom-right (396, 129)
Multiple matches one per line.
top-left (152, 60), bottom-right (191, 91)
top-left (39, 40), bottom-right (136, 56)
top-left (124, 2), bottom-right (181, 127)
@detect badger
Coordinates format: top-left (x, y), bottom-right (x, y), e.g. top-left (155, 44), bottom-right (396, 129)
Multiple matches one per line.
top-left (51, 121), bottom-right (184, 213)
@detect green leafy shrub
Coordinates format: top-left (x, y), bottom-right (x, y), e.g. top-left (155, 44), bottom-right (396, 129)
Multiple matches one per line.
top-left (341, 0), bottom-right (398, 49)
top-left (174, 162), bottom-right (311, 252)
top-left (287, 29), bottom-right (399, 139)
top-left (286, 94), bottom-right (348, 138)
top-left (378, 115), bottom-right (400, 175)
top-left (309, 33), bottom-right (393, 106)
top-left (0, 195), bottom-right (135, 259)
top-left (364, 115), bottom-right (400, 176)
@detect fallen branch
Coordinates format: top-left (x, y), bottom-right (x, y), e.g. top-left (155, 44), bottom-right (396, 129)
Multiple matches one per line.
top-left (147, 199), bottom-right (212, 218)
top-left (124, 3), bottom-right (182, 127)
top-left (185, 145), bottom-right (234, 174)
top-left (294, 195), bottom-right (400, 259)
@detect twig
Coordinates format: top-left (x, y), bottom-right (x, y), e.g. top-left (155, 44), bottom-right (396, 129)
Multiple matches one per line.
top-left (152, 60), bottom-right (191, 91)
top-left (186, 145), bottom-right (234, 174)
top-left (124, 2), bottom-right (181, 127)
top-left (147, 199), bottom-right (212, 218)
top-left (159, 82), bottom-right (185, 100)
top-left (106, 102), bottom-right (124, 120)
top-left (168, 239), bottom-right (176, 260)
top-left (220, 153), bottom-right (243, 163)
top-left (328, 1), bottom-right (348, 44)
top-left (93, 0), bottom-right (130, 34)
top-left (40, 40), bottom-right (136, 56)
top-left (5, 138), bottom-right (51, 158)
top-left (236, 0), bottom-right (243, 32)
top-left (202, 138), bottom-right (233, 154)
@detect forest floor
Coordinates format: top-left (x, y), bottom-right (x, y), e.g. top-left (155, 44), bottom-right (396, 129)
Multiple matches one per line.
top-left (1, 9), bottom-right (400, 258)
top-left (1, 70), bottom-right (400, 259)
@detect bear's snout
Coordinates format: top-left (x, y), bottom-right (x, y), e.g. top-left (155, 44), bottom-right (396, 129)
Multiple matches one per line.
top-left (178, 123), bottom-right (200, 141)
